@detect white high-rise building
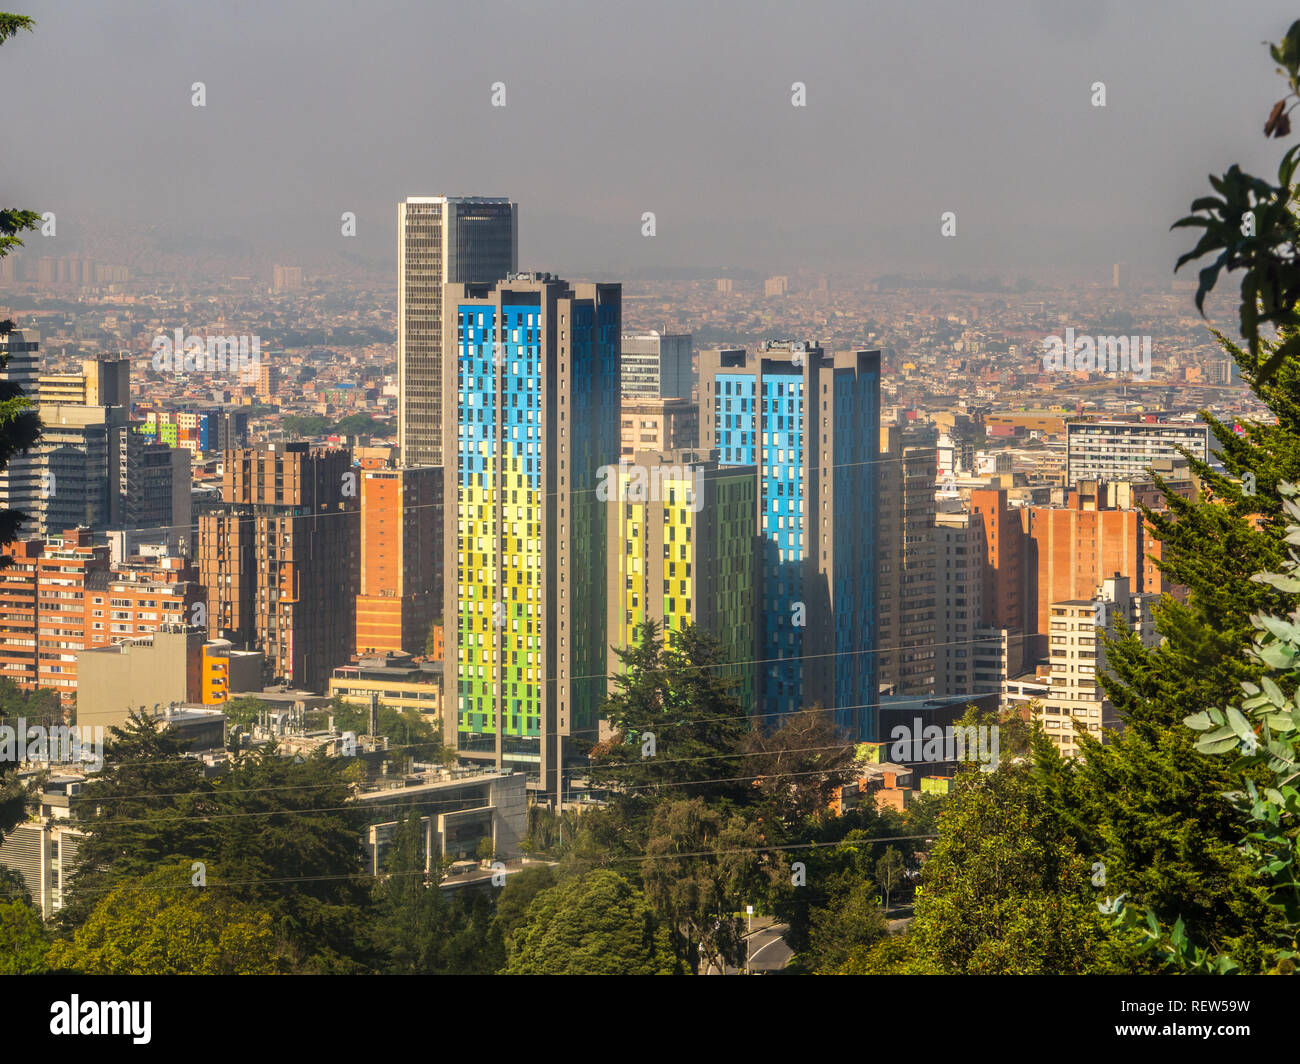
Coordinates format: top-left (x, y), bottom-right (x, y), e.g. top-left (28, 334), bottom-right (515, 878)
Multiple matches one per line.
top-left (397, 196), bottom-right (517, 467)
top-left (1066, 420), bottom-right (1212, 484)
top-left (1037, 574), bottom-right (1160, 757)
top-left (0, 329), bottom-right (43, 538)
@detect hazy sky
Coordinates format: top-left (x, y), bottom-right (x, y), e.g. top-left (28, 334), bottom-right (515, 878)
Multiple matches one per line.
top-left (3, 0), bottom-right (1298, 278)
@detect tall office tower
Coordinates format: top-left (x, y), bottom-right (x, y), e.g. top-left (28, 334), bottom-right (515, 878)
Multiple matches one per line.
top-left (1066, 420), bottom-right (1211, 484)
top-left (875, 424), bottom-right (937, 695)
top-left (443, 274), bottom-right (619, 796)
top-left (398, 196), bottom-right (517, 467)
top-left (605, 449), bottom-right (757, 712)
top-left (0, 329), bottom-right (42, 538)
top-left (620, 331), bottom-right (693, 399)
top-left (1037, 575), bottom-right (1159, 757)
top-left (934, 511), bottom-right (986, 696)
top-left (1022, 482), bottom-right (1164, 659)
top-left (197, 443), bottom-right (359, 693)
top-left (700, 342), bottom-right (880, 740)
top-left (356, 465), bottom-right (441, 656)
top-left (619, 396), bottom-right (698, 459)
top-left (117, 427), bottom-right (192, 533)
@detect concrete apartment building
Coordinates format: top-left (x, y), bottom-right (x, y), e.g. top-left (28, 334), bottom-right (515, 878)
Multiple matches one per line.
top-left (197, 443), bottom-right (359, 693)
top-left (700, 342), bottom-right (880, 739)
top-left (0, 533), bottom-right (205, 708)
top-left (443, 274), bottom-right (620, 797)
top-left (605, 449), bottom-right (757, 713)
top-left (934, 510), bottom-right (986, 697)
top-left (398, 195), bottom-right (517, 467)
top-left (619, 395), bottom-right (698, 459)
top-left (876, 424), bottom-right (937, 695)
top-left (1036, 575), bottom-right (1160, 757)
top-left (0, 776), bottom-right (87, 918)
top-left (356, 465), bottom-right (440, 657)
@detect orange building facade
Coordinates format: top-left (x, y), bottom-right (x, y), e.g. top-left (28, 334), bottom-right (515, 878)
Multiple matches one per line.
top-left (355, 465), bottom-right (441, 657)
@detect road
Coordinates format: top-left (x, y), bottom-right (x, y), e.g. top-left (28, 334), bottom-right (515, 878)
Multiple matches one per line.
top-left (705, 919), bottom-right (793, 974)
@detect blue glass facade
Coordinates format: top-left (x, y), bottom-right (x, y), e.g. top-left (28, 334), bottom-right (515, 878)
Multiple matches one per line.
top-left (711, 349), bottom-right (879, 740)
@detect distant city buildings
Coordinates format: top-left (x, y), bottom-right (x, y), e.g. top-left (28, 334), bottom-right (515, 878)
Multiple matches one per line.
top-left (0, 531), bottom-right (203, 707)
top-left (0, 329), bottom-right (42, 537)
top-left (273, 265), bottom-right (304, 293)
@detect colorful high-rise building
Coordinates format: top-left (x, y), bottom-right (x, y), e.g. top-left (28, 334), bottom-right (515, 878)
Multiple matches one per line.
top-left (443, 274), bottom-right (620, 797)
top-left (604, 449), bottom-right (757, 712)
top-left (700, 342), bottom-right (880, 739)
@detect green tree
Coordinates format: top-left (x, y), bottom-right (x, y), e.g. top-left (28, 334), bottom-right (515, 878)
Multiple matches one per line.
top-left (0, 895), bottom-right (48, 973)
top-left (1170, 19), bottom-right (1300, 382)
top-left (875, 845), bottom-right (904, 910)
top-left (641, 797), bottom-right (783, 974)
top-left (504, 870), bottom-right (678, 975)
top-left (494, 864), bottom-right (556, 941)
top-left (60, 714), bottom-right (216, 930)
top-left (837, 933), bottom-right (940, 975)
top-left (372, 810), bottom-right (449, 973)
top-left (1158, 482), bottom-right (1300, 972)
top-left (207, 747), bottom-right (374, 973)
top-left (589, 621), bottom-right (752, 818)
top-left (805, 878), bottom-right (887, 974)
top-left (909, 766), bottom-right (1120, 974)
top-left (46, 861), bottom-right (279, 975)
top-left (741, 706), bottom-right (858, 833)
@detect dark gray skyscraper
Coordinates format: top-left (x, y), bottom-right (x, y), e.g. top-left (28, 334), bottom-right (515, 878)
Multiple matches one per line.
top-left (397, 196), bottom-right (517, 467)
